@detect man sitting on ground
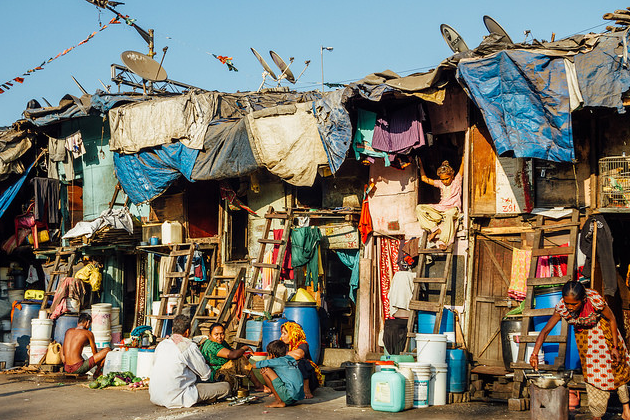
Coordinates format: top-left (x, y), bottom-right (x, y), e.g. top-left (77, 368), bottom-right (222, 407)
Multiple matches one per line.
top-left (61, 313), bottom-right (110, 376)
top-left (149, 314), bottom-right (231, 409)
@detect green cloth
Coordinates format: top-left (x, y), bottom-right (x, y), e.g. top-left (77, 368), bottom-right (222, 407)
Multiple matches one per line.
top-left (291, 226), bottom-right (322, 291)
top-left (200, 340), bottom-right (232, 380)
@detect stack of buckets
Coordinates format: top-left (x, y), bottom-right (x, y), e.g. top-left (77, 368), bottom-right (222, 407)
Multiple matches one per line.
top-left (91, 303), bottom-right (112, 348)
top-left (110, 307), bottom-right (122, 345)
top-left (29, 312), bottom-right (53, 365)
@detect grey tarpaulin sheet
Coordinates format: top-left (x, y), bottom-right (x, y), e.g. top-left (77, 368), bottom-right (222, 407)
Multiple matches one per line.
top-left (313, 89), bottom-right (353, 174)
top-left (191, 119), bottom-right (259, 180)
top-left (458, 50), bottom-right (574, 162)
top-left (62, 207), bottom-right (134, 239)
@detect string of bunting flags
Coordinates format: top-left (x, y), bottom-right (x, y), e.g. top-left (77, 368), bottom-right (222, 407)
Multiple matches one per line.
top-left (0, 17), bottom-right (122, 95)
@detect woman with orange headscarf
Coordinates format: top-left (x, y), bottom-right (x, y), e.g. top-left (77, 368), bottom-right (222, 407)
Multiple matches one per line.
top-left (280, 321), bottom-right (323, 399)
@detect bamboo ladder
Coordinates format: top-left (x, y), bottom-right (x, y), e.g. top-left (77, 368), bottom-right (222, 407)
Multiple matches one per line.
top-left (511, 209), bottom-right (580, 371)
top-left (41, 247), bottom-right (77, 313)
top-left (233, 206), bottom-right (293, 348)
top-left (405, 234), bottom-right (455, 351)
top-left (190, 266), bottom-right (246, 335)
top-left (151, 243), bottom-right (196, 337)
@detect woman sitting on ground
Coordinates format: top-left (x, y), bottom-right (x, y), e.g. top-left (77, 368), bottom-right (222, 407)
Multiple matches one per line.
top-left (280, 321), bottom-right (323, 399)
top-left (199, 322), bottom-right (265, 392)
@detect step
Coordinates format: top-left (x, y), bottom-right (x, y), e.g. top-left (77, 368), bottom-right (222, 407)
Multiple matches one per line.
top-left (258, 239), bottom-right (283, 245)
top-left (146, 315), bottom-right (176, 320)
top-left (245, 287), bottom-right (272, 295)
top-left (233, 338), bottom-right (260, 346)
top-left (408, 301), bottom-right (441, 312)
top-left (264, 213), bottom-right (289, 219)
top-left (170, 249), bottom-right (194, 256)
top-left (522, 308), bottom-right (555, 317)
top-left (417, 248), bottom-right (453, 255)
top-left (161, 294), bottom-right (183, 299)
top-left (414, 277), bottom-right (447, 284)
top-left (531, 246), bottom-right (574, 257)
top-left (165, 272), bottom-right (188, 277)
top-left (527, 275), bottom-right (570, 286)
top-left (517, 334), bottom-right (566, 343)
top-left (252, 262), bottom-right (280, 269)
top-left (194, 315), bottom-right (219, 320)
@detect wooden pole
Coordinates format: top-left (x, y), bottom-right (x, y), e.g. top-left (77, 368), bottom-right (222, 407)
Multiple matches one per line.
top-left (590, 220), bottom-right (598, 289)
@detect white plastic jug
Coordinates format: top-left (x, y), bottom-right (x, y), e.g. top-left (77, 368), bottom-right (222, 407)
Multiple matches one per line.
top-left (161, 221), bottom-right (183, 245)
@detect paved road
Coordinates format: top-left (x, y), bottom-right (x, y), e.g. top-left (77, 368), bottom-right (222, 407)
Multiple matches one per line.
top-left (0, 372), bottom-right (596, 420)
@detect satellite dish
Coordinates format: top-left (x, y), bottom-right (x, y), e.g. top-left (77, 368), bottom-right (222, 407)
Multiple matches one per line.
top-left (251, 48), bottom-right (277, 80)
top-left (440, 24), bottom-right (469, 53)
top-left (269, 51), bottom-right (296, 83)
top-left (483, 15), bottom-right (514, 44)
top-left (120, 50), bottom-right (168, 82)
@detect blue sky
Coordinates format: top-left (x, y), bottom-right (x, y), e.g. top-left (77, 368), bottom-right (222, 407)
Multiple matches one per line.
top-left (0, 0), bottom-right (622, 126)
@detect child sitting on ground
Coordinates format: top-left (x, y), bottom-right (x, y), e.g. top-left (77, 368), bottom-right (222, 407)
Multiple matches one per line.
top-left (253, 339), bottom-right (305, 408)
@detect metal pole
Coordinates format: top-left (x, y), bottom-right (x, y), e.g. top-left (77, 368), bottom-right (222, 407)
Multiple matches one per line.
top-left (320, 46), bottom-right (324, 93)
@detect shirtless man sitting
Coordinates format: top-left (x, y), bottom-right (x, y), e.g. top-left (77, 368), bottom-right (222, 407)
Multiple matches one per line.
top-left (61, 313), bottom-right (110, 376)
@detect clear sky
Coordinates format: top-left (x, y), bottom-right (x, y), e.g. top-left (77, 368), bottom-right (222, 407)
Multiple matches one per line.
top-left (0, 0), bottom-right (623, 126)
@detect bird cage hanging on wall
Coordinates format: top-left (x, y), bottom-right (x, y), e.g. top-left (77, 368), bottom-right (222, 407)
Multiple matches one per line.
top-left (600, 156), bottom-right (630, 208)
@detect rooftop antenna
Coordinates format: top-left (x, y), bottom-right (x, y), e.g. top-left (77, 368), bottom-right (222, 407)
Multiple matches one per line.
top-left (98, 79), bottom-right (111, 93)
top-left (440, 24), bottom-right (469, 53)
top-left (251, 47), bottom-right (278, 91)
top-left (270, 50), bottom-right (310, 85)
top-left (483, 15), bottom-right (514, 44)
top-left (71, 75), bottom-right (89, 96)
top-left (120, 50), bottom-right (168, 94)
top-left (41, 97), bottom-right (53, 107)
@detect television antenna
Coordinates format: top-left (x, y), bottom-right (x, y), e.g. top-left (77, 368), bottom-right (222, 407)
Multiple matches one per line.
top-left (483, 15), bottom-right (514, 44)
top-left (251, 48), bottom-right (310, 91)
top-left (440, 24), bottom-right (469, 53)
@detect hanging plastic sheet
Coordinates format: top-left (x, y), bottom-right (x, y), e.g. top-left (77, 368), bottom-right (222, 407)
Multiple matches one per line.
top-left (113, 142), bottom-right (199, 204)
top-left (312, 89), bottom-right (353, 173)
top-left (0, 158), bottom-right (38, 219)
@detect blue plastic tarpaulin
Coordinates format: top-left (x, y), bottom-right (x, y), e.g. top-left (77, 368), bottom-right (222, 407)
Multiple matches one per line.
top-left (0, 160), bottom-right (37, 219)
top-left (113, 142), bottom-right (199, 204)
top-left (313, 89), bottom-right (353, 173)
top-left (457, 50), bottom-right (574, 162)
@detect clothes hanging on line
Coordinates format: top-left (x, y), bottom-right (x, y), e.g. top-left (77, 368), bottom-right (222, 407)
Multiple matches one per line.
top-left (335, 249), bottom-right (360, 302)
top-left (388, 270), bottom-right (416, 315)
top-left (291, 226), bottom-right (322, 292)
top-left (508, 248), bottom-right (532, 301)
top-left (352, 108), bottom-right (389, 165)
top-left (383, 318), bottom-right (408, 355)
top-left (31, 177), bottom-right (60, 224)
top-left (379, 237), bottom-right (400, 320)
top-left (371, 104), bottom-right (425, 159)
top-left (580, 215), bottom-right (617, 296)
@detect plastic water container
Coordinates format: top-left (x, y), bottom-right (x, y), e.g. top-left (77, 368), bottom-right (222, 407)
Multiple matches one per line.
top-left (430, 363), bottom-right (448, 406)
top-left (371, 367), bottom-right (406, 412)
top-left (161, 221), bottom-right (183, 245)
top-left (399, 362), bottom-right (431, 408)
top-left (136, 349), bottom-right (155, 378)
top-left (122, 348), bottom-right (139, 375)
top-left (397, 366), bottom-right (414, 410)
top-left (380, 354), bottom-right (415, 364)
top-left (446, 349), bottom-right (467, 393)
top-left (111, 325), bottom-right (122, 344)
top-left (94, 329), bottom-right (112, 349)
top-left (91, 303), bottom-right (112, 332)
top-left (29, 338), bottom-right (51, 365)
top-left (416, 333), bottom-right (447, 364)
top-left (417, 309), bottom-right (454, 334)
top-left (0, 342), bottom-right (17, 369)
top-left (262, 318), bottom-right (289, 351)
top-left (374, 360), bottom-right (395, 372)
top-left (344, 362), bottom-right (374, 407)
top-left (283, 301), bottom-right (321, 363)
top-left (110, 307), bottom-right (121, 326)
top-left (245, 320), bottom-right (263, 349)
top-left (532, 289), bottom-right (580, 368)
top-left (103, 349), bottom-right (123, 375)
top-left (11, 301), bottom-right (40, 362)
top-left (53, 314), bottom-right (78, 345)
top-left (31, 319), bottom-right (53, 341)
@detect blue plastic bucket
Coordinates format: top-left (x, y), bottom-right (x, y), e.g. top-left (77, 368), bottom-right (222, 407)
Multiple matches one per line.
top-left (245, 320), bottom-right (263, 349)
top-left (446, 349), bottom-right (467, 392)
top-left (532, 290), bottom-right (580, 369)
top-left (53, 314), bottom-right (79, 345)
top-left (417, 309), bottom-right (454, 334)
top-left (262, 318), bottom-right (289, 352)
top-left (10, 301), bottom-right (40, 362)
top-left (283, 302), bottom-right (321, 363)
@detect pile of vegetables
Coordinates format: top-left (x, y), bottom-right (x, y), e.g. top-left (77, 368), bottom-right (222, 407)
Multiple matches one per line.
top-left (88, 371), bottom-right (142, 389)
top-left (128, 377), bottom-right (150, 389)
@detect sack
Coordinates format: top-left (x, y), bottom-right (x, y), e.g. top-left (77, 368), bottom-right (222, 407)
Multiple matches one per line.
top-left (318, 223), bottom-right (360, 249)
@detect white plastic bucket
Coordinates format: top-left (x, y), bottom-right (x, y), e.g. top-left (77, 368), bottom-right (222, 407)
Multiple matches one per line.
top-left (31, 319), bottom-right (53, 341)
top-left (430, 363), bottom-right (448, 406)
top-left (416, 333), bottom-right (447, 365)
top-left (399, 362), bottom-right (431, 408)
top-left (91, 304), bottom-right (112, 332)
top-left (111, 325), bottom-right (122, 344)
top-left (103, 349), bottom-right (123, 375)
top-left (397, 366), bottom-right (414, 410)
top-left (136, 349), bottom-right (155, 378)
top-left (0, 342), bottom-right (17, 369)
top-left (110, 307), bottom-right (120, 326)
top-left (29, 339), bottom-right (51, 365)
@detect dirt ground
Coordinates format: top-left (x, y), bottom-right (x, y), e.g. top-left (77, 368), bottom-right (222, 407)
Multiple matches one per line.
top-left (0, 372), bottom-right (615, 420)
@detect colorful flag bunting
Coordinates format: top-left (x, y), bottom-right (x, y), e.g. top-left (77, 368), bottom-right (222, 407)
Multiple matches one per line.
top-left (213, 54), bottom-right (238, 72)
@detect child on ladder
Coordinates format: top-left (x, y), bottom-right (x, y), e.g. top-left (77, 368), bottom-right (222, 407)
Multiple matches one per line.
top-left (416, 158), bottom-right (463, 250)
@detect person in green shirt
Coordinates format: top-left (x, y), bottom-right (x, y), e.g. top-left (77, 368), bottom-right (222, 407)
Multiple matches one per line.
top-left (199, 322), bottom-right (265, 392)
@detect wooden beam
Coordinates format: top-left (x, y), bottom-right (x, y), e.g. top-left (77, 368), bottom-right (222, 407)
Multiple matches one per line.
top-left (482, 240), bottom-right (510, 286)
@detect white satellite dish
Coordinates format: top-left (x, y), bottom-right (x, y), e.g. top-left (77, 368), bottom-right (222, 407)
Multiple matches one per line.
top-left (270, 51), bottom-right (296, 84)
top-left (121, 50), bottom-right (168, 82)
top-left (440, 24), bottom-right (469, 53)
top-left (483, 15), bottom-right (514, 44)
top-left (252, 47), bottom-right (310, 91)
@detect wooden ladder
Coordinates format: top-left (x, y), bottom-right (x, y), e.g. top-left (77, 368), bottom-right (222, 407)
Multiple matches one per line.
top-left (233, 207), bottom-right (293, 348)
top-left (41, 247), bottom-right (77, 313)
top-left (152, 243), bottom-right (196, 337)
top-left (191, 267), bottom-right (246, 335)
top-left (405, 234), bottom-right (455, 351)
top-left (511, 209), bottom-right (580, 370)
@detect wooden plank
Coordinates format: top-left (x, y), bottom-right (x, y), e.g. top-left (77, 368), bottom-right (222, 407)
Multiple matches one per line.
top-left (408, 301), bottom-right (441, 312)
top-left (531, 246), bottom-right (574, 257)
top-left (414, 277), bottom-right (447, 284)
top-left (482, 240), bottom-right (510, 287)
top-left (251, 262), bottom-right (280, 269)
top-left (480, 226), bottom-right (534, 235)
top-left (517, 335), bottom-right (566, 343)
top-left (522, 308), bottom-right (556, 317)
top-left (245, 287), bottom-right (272, 295)
top-left (471, 125), bottom-right (497, 214)
top-left (527, 275), bottom-right (571, 286)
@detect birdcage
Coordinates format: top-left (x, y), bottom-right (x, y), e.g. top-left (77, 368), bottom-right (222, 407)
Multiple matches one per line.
top-left (599, 156), bottom-right (630, 208)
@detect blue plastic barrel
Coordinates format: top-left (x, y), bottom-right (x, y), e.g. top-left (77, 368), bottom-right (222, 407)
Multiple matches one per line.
top-left (417, 309), bottom-right (454, 334)
top-left (245, 320), bottom-right (263, 350)
top-left (283, 302), bottom-right (321, 363)
top-left (262, 318), bottom-right (289, 352)
top-left (11, 301), bottom-right (40, 363)
top-left (53, 314), bottom-right (78, 345)
top-left (446, 349), bottom-right (467, 392)
top-left (532, 289), bottom-right (580, 369)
